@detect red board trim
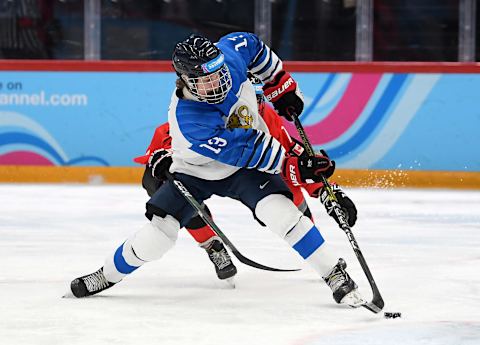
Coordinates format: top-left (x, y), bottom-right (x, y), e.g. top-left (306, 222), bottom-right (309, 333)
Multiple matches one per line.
top-left (1, 60), bottom-right (480, 73)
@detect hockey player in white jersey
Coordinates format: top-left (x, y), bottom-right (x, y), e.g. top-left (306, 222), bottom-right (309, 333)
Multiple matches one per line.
top-left (69, 33), bottom-right (363, 308)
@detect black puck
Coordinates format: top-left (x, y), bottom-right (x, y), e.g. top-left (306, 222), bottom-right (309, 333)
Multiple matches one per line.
top-left (384, 312), bottom-right (402, 319)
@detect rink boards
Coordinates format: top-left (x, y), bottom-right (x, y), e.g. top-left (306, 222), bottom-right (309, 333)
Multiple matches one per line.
top-left (1, 61), bottom-right (479, 188)
top-left (0, 165), bottom-right (479, 189)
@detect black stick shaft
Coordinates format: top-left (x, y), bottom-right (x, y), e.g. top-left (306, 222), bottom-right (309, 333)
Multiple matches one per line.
top-left (290, 112), bottom-right (384, 313)
top-left (166, 172), bottom-right (300, 272)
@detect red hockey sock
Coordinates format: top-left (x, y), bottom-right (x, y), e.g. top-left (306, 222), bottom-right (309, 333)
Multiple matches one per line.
top-left (186, 224), bottom-right (217, 244)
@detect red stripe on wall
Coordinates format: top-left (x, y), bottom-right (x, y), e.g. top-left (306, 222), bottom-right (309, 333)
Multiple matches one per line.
top-left (0, 60), bottom-right (174, 72)
top-left (2, 60), bottom-right (480, 73)
top-left (284, 62), bottom-right (480, 73)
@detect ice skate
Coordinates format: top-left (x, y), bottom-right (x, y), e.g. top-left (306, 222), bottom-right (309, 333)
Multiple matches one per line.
top-left (204, 239), bottom-right (237, 281)
top-left (69, 267), bottom-right (116, 298)
top-left (323, 258), bottom-right (364, 307)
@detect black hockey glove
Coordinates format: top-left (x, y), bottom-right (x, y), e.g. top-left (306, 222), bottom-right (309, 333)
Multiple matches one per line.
top-left (320, 184), bottom-right (357, 227)
top-left (148, 149), bottom-right (173, 180)
top-left (263, 70), bottom-right (304, 121)
top-left (282, 152), bottom-right (335, 186)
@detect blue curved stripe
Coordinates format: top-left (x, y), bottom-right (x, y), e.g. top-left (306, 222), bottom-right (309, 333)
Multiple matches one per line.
top-left (305, 80), bottom-right (348, 125)
top-left (65, 157), bottom-right (110, 166)
top-left (114, 243), bottom-right (139, 274)
top-left (0, 132), bottom-right (110, 166)
top-left (301, 73), bottom-right (336, 122)
top-left (292, 225), bottom-right (325, 259)
top-left (326, 74), bottom-right (409, 159)
top-left (0, 132), bottom-right (65, 164)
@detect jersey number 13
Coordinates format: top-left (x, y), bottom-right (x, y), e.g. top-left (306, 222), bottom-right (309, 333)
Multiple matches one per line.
top-left (200, 137), bottom-right (227, 154)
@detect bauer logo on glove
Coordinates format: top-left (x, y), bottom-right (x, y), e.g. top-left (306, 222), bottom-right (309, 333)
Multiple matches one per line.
top-left (263, 70), bottom-right (304, 121)
top-left (264, 76), bottom-right (294, 101)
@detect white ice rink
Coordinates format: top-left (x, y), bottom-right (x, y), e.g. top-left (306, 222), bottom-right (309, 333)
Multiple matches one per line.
top-left (1, 184), bottom-right (479, 345)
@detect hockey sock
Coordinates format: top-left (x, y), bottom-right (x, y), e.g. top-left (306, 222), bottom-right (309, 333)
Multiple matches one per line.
top-left (284, 216), bottom-right (338, 277)
top-left (255, 194), bottom-right (338, 277)
top-left (103, 215), bottom-right (180, 283)
top-left (103, 238), bottom-right (144, 283)
top-left (185, 214), bottom-right (217, 244)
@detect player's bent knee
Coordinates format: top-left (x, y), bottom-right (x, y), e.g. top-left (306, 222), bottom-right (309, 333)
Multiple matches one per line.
top-left (151, 214), bottom-right (179, 242)
top-left (130, 215), bottom-right (180, 261)
top-left (255, 194), bottom-right (303, 238)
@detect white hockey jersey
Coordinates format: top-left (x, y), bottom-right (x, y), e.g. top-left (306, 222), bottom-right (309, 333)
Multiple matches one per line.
top-left (169, 32), bottom-right (285, 180)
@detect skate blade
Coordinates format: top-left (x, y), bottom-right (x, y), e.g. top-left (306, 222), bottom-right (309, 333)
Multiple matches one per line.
top-left (221, 277), bottom-right (236, 289)
top-left (62, 289), bottom-right (75, 298)
top-left (340, 290), bottom-right (365, 308)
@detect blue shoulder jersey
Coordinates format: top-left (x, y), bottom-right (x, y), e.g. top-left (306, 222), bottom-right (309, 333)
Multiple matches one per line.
top-left (169, 32), bottom-right (286, 180)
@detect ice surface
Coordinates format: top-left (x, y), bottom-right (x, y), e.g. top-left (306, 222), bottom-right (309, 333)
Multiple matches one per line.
top-left (1, 184), bottom-right (479, 345)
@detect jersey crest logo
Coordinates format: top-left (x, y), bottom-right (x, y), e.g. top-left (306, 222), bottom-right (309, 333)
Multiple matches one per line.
top-left (226, 105), bottom-right (253, 129)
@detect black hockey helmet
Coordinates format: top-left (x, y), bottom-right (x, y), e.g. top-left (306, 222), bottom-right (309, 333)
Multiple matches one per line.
top-left (172, 34), bottom-right (232, 104)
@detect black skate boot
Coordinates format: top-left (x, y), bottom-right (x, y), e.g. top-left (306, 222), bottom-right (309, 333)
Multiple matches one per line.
top-left (205, 240), bottom-right (237, 280)
top-left (70, 267), bottom-right (115, 298)
top-left (323, 258), bottom-right (363, 307)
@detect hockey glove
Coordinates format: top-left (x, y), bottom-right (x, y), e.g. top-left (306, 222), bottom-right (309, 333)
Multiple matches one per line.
top-left (282, 153), bottom-right (335, 186)
top-left (320, 184), bottom-right (357, 227)
top-left (263, 70), bottom-right (304, 121)
top-left (288, 137), bottom-right (308, 159)
top-left (148, 148), bottom-right (173, 180)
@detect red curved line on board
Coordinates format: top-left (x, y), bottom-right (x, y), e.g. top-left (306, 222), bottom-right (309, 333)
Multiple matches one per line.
top-left (285, 73), bottom-right (382, 145)
top-left (0, 151), bottom-right (55, 166)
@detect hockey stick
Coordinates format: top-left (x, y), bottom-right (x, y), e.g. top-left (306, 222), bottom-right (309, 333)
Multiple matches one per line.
top-left (290, 111), bottom-right (384, 313)
top-left (165, 172), bottom-right (300, 272)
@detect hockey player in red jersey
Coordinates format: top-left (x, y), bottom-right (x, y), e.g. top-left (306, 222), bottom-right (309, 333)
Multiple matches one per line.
top-left (132, 75), bottom-right (357, 282)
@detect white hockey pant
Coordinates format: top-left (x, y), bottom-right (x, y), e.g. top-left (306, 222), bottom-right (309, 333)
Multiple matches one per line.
top-left (255, 194), bottom-right (338, 277)
top-left (103, 215), bottom-right (179, 283)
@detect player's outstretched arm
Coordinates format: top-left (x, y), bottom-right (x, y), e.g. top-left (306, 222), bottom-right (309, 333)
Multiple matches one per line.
top-left (219, 32), bottom-right (304, 121)
top-left (281, 152), bottom-right (335, 186)
top-left (263, 71), bottom-right (304, 121)
top-left (282, 140), bottom-right (358, 227)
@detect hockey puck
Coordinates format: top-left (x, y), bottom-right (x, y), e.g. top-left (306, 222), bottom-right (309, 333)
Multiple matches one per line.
top-left (384, 312), bottom-right (402, 319)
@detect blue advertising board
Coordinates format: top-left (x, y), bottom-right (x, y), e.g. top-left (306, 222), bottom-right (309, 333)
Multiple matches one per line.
top-left (1, 70), bottom-right (479, 171)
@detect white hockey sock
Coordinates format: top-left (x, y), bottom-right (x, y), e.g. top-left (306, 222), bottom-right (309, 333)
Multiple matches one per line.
top-left (255, 194), bottom-right (338, 278)
top-left (284, 216), bottom-right (338, 277)
top-left (103, 237), bottom-right (145, 283)
top-left (103, 215), bottom-right (180, 283)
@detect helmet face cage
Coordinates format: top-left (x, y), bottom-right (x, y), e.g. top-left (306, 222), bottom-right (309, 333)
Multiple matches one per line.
top-left (173, 34), bottom-right (232, 104)
top-left (184, 64), bottom-right (232, 104)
